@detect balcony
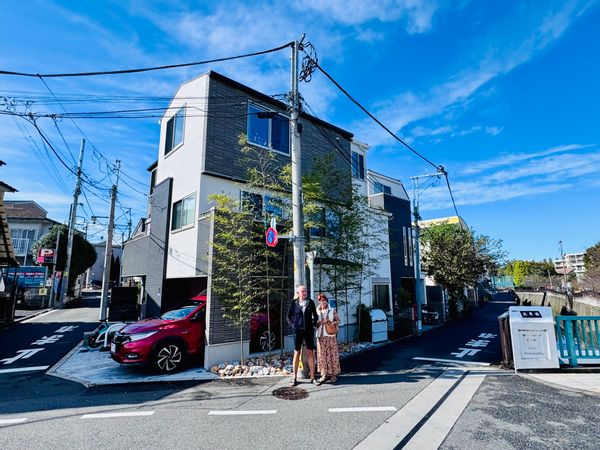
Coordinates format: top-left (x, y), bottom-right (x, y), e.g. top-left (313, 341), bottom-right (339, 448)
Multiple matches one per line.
top-left (12, 238), bottom-right (32, 256)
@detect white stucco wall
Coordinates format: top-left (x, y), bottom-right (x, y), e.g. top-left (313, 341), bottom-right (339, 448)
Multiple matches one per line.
top-left (155, 75), bottom-right (209, 279)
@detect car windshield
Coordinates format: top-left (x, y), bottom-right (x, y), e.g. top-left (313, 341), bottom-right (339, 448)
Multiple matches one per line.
top-left (160, 305), bottom-right (197, 321)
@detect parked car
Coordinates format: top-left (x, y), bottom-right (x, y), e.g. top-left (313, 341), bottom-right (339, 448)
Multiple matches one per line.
top-left (421, 304), bottom-right (440, 324)
top-left (110, 294), bottom-right (206, 372)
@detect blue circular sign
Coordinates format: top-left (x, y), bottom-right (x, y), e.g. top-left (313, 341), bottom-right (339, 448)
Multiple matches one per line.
top-left (265, 227), bottom-right (278, 247)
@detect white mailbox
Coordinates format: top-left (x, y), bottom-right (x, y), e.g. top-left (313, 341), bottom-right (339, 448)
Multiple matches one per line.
top-left (509, 306), bottom-right (559, 370)
top-left (370, 309), bottom-right (388, 343)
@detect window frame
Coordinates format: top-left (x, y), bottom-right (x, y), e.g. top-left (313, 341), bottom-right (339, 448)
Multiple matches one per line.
top-left (171, 192), bottom-right (196, 232)
top-left (372, 283), bottom-right (391, 312)
top-left (352, 151), bottom-right (365, 180)
top-left (247, 103), bottom-right (290, 156)
top-left (164, 106), bottom-right (185, 156)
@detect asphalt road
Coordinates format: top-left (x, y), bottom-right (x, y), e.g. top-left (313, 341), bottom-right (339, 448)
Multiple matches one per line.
top-left (0, 293), bottom-right (595, 449)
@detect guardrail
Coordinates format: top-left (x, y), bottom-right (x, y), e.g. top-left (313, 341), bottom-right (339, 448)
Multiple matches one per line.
top-left (555, 316), bottom-right (600, 366)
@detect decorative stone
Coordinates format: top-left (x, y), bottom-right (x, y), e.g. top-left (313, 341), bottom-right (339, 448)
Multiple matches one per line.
top-left (225, 364), bottom-right (234, 371)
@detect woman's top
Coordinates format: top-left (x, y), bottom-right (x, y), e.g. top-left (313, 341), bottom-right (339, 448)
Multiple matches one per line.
top-left (316, 305), bottom-right (339, 337)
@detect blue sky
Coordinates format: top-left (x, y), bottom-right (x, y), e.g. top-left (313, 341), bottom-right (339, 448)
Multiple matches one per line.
top-left (1, 0), bottom-right (598, 261)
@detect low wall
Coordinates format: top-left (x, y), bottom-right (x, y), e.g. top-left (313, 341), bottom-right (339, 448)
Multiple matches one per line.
top-left (515, 290), bottom-right (600, 316)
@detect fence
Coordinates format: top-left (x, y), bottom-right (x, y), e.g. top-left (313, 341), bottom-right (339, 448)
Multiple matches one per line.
top-left (555, 316), bottom-right (600, 367)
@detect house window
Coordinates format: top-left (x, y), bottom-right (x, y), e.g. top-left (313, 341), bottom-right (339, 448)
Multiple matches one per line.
top-left (247, 104), bottom-right (290, 155)
top-left (264, 195), bottom-right (287, 220)
top-left (165, 108), bottom-right (185, 155)
top-left (403, 226), bottom-right (409, 266)
top-left (352, 152), bottom-right (365, 179)
top-left (373, 181), bottom-right (392, 195)
top-left (408, 227), bottom-right (414, 266)
top-left (373, 284), bottom-right (390, 311)
top-left (171, 193), bottom-right (195, 231)
top-left (241, 191), bottom-right (263, 219)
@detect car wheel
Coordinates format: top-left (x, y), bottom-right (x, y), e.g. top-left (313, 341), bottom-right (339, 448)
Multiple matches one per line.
top-left (154, 342), bottom-right (184, 372)
top-left (259, 330), bottom-right (276, 352)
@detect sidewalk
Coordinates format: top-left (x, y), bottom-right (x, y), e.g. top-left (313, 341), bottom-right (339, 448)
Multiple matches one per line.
top-left (521, 371), bottom-right (600, 395)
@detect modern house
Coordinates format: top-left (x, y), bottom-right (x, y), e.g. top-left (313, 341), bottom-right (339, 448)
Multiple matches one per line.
top-left (122, 71), bottom-right (414, 367)
top-left (5, 201), bottom-right (59, 266)
top-left (554, 253), bottom-right (586, 280)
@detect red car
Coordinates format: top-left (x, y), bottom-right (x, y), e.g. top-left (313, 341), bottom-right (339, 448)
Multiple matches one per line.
top-left (110, 295), bottom-right (206, 372)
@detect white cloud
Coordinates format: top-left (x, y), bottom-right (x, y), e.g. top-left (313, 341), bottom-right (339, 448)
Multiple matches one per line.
top-left (299, 0), bottom-right (439, 32)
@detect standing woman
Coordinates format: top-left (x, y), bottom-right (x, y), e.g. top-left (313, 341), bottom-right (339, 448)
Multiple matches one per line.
top-left (316, 293), bottom-right (341, 384)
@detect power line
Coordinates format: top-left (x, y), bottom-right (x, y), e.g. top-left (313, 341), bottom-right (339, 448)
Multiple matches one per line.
top-left (0, 42), bottom-right (294, 78)
top-left (313, 62), bottom-right (439, 170)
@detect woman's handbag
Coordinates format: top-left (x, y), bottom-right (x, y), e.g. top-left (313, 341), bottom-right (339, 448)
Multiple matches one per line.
top-left (325, 318), bottom-right (338, 335)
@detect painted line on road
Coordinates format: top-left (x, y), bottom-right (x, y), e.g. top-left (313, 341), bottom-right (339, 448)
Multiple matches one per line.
top-left (329, 407), bottom-right (397, 413)
top-left (0, 418), bottom-right (29, 425)
top-left (81, 411), bottom-right (155, 419)
top-left (413, 357), bottom-right (490, 366)
top-left (0, 366), bottom-right (49, 374)
top-left (355, 368), bottom-right (467, 449)
top-left (208, 410), bottom-right (277, 416)
top-left (20, 309), bottom-right (58, 323)
top-left (402, 372), bottom-right (486, 450)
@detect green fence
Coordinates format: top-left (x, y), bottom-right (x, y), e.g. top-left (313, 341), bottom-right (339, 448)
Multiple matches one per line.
top-left (555, 315), bottom-right (600, 367)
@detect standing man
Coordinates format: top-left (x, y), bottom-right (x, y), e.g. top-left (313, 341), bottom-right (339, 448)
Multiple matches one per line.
top-left (287, 284), bottom-right (319, 386)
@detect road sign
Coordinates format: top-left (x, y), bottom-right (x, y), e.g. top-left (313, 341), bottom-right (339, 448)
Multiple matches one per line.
top-left (266, 227), bottom-right (278, 247)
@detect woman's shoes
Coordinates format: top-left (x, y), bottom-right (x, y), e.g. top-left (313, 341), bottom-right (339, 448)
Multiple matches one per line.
top-left (311, 378), bottom-right (321, 386)
top-left (318, 375), bottom-right (328, 383)
top-left (329, 376), bottom-right (337, 384)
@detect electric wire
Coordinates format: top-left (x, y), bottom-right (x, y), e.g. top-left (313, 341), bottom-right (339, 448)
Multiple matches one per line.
top-left (0, 42), bottom-right (294, 78)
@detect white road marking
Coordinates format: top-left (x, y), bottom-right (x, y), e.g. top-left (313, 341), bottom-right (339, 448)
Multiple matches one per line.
top-left (208, 410), bottom-right (277, 416)
top-left (403, 372), bottom-right (486, 450)
top-left (0, 418), bottom-right (28, 425)
top-left (413, 357), bottom-right (490, 366)
top-left (81, 411), bottom-right (155, 419)
top-left (1, 348), bottom-right (45, 365)
top-left (0, 366), bottom-right (49, 374)
top-left (355, 368), bottom-right (466, 449)
top-left (329, 407), bottom-right (397, 413)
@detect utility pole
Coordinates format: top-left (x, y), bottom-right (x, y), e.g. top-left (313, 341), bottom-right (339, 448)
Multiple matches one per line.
top-left (410, 171), bottom-right (442, 336)
top-left (559, 240), bottom-right (568, 291)
top-left (290, 39), bottom-right (305, 289)
top-left (59, 139), bottom-right (85, 308)
top-left (99, 160), bottom-right (120, 321)
top-left (49, 228), bottom-right (62, 308)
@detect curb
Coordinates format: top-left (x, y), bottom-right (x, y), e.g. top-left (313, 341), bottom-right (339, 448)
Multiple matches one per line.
top-left (46, 341), bottom-right (91, 387)
top-left (14, 308), bottom-right (54, 323)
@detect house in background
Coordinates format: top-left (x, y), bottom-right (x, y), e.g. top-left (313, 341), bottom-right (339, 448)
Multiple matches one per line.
top-left (122, 71), bottom-right (414, 367)
top-left (83, 242), bottom-right (123, 288)
top-left (5, 201), bottom-right (59, 266)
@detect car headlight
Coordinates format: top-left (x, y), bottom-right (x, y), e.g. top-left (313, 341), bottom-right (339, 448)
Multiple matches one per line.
top-left (128, 331), bottom-right (158, 342)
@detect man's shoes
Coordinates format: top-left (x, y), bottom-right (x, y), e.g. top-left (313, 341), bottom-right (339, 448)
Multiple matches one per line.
top-left (289, 378), bottom-right (298, 387)
top-left (311, 378), bottom-right (321, 386)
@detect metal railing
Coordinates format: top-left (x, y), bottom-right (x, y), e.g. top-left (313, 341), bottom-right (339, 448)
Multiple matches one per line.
top-left (555, 315), bottom-right (600, 366)
top-left (11, 238), bottom-right (32, 256)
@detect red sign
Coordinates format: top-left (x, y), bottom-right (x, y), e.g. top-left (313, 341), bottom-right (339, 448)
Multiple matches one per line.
top-left (265, 227), bottom-right (278, 247)
top-left (37, 248), bottom-right (55, 264)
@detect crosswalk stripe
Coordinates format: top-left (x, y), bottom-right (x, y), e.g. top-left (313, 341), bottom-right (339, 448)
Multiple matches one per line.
top-left (208, 410), bottom-right (277, 416)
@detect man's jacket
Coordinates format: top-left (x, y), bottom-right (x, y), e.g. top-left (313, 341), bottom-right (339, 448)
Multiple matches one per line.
top-left (287, 299), bottom-right (318, 332)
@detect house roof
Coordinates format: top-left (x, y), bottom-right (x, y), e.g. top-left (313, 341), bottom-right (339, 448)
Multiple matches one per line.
top-left (4, 201), bottom-right (49, 220)
top-left (0, 181), bottom-right (17, 193)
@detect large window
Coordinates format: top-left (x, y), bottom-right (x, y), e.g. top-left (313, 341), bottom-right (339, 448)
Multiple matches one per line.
top-left (171, 193), bottom-right (195, 231)
top-left (165, 108), bottom-right (185, 155)
top-left (352, 152), bottom-right (365, 179)
top-left (373, 181), bottom-right (392, 195)
top-left (373, 284), bottom-right (390, 311)
top-left (241, 191), bottom-right (288, 221)
top-left (247, 104), bottom-right (290, 155)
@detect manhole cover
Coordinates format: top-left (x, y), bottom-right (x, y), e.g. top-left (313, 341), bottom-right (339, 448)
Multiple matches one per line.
top-left (272, 386), bottom-right (309, 400)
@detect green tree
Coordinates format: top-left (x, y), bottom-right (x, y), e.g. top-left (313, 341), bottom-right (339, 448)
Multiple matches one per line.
top-left (31, 224), bottom-right (96, 293)
top-left (584, 241), bottom-right (600, 271)
top-left (421, 223), bottom-right (505, 319)
top-left (512, 260), bottom-right (528, 286)
top-left (209, 193), bottom-right (267, 364)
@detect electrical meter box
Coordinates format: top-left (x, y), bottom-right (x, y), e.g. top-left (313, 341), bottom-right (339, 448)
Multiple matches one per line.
top-left (509, 306), bottom-right (559, 370)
